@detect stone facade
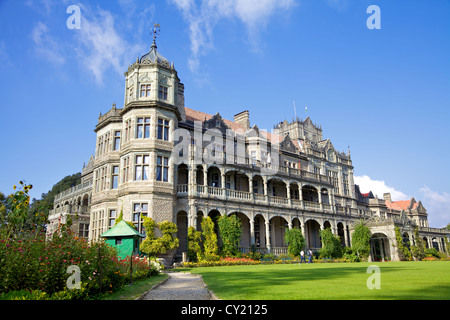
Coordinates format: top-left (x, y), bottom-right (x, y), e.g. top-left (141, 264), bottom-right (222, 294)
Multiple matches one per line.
top-left (47, 37), bottom-right (449, 263)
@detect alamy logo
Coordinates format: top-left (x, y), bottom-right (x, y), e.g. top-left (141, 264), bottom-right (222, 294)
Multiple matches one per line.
top-left (366, 5), bottom-right (381, 30)
top-left (366, 265), bottom-right (381, 289)
top-left (66, 265), bottom-right (81, 289)
top-left (66, 5), bottom-right (81, 30)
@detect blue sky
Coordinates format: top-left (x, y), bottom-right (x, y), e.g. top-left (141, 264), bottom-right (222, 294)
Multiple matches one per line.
top-left (0, 0), bottom-right (449, 227)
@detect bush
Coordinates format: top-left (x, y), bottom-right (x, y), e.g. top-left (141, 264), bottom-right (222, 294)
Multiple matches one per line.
top-left (284, 228), bottom-right (305, 257)
top-left (218, 215), bottom-right (242, 257)
top-left (319, 228), bottom-right (342, 259)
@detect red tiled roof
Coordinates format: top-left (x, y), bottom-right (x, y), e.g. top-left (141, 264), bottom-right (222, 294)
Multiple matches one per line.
top-left (184, 106), bottom-right (245, 132)
top-left (385, 199), bottom-right (418, 211)
top-left (184, 106), bottom-right (301, 150)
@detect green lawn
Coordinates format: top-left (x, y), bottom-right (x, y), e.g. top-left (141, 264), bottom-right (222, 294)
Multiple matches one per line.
top-left (185, 261), bottom-right (450, 300)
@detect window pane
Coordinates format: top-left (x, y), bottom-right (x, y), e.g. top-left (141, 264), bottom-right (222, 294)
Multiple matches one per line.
top-left (157, 156), bottom-right (162, 165)
top-left (143, 155), bottom-right (149, 164)
top-left (134, 204), bottom-right (140, 212)
top-left (143, 165), bottom-right (149, 180)
top-left (113, 166), bottom-right (119, 174)
top-left (163, 167), bottom-right (168, 182)
top-left (156, 166), bottom-right (162, 181)
top-left (163, 157), bottom-right (169, 166)
top-left (135, 166), bottom-right (142, 180)
top-left (164, 127), bottom-right (169, 140)
top-left (112, 176), bottom-right (118, 189)
top-left (144, 125), bottom-right (150, 138)
top-left (142, 203), bottom-right (148, 212)
top-left (137, 125), bottom-right (143, 138)
top-left (157, 126), bottom-right (162, 139)
top-left (114, 137), bottom-right (120, 150)
top-left (136, 155), bottom-right (142, 164)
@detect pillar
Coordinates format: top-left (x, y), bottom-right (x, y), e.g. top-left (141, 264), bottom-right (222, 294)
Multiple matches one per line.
top-left (265, 220), bottom-right (271, 252)
top-left (250, 217), bottom-right (255, 246)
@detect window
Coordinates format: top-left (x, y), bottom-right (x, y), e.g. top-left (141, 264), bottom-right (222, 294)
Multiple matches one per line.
top-left (156, 156), bottom-right (169, 182)
top-left (97, 136), bottom-right (103, 156)
top-left (115, 238), bottom-right (123, 245)
top-left (109, 209), bottom-right (116, 227)
top-left (104, 132), bottom-right (110, 153)
top-left (158, 85), bottom-right (168, 100)
top-left (78, 223), bottom-right (89, 238)
top-left (157, 118), bottom-right (170, 141)
top-left (124, 119), bottom-right (132, 142)
top-left (140, 84), bottom-right (151, 97)
top-left (122, 156), bottom-right (130, 183)
top-left (114, 131), bottom-right (121, 150)
top-left (135, 155), bottom-right (149, 180)
top-left (136, 117), bottom-right (150, 139)
top-left (111, 166), bottom-right (119, 189)
top-left (133, 203), bottom-right (148, 234)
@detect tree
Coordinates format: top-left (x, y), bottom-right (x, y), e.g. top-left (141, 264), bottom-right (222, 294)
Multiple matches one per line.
top-left (394, 226), bottom-right (411, 261)
top-left (284, 228), bottom-right (305, 257)
top-left (351, 221), bottom-right (372, 260)
top-left (140, 218), bottom-right (179, 257)
top-left (319, 228), bottom-right (342, 258)
top-left (187, 226), bottom-right (202, 262)
top-left (201, 216), bottom-right (219, 260)
top-left (218, 214), bottom-right (242, 256)
top-left (410, 227), bottom-right (426, 260)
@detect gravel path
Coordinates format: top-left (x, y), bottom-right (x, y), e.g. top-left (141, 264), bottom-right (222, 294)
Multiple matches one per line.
top-left (139, 272), bottom-right (216, 300)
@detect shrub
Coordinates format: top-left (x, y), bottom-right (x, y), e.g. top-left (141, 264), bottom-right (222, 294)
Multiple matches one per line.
top-left (201, 217), bottom-right (218, 258)
top-left (187, 226), bottom-right (202, 262)
top-left (319, 228), bottom-right (342, 259)
top-left (140, 218), bottom-right (179, 257)
top-left (351, 221), bottom-right (371, 260)
top-left (218, 215), bottom-right (242, 257)
top-left (284, 228), bottom-right (305, 257)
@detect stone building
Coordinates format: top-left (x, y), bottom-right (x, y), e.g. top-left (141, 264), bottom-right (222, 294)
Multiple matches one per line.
top-left (46, 36), bottom-right (449, 263)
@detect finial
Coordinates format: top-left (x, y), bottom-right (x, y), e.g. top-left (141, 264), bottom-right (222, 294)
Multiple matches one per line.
top-left (152, 23), bottom-right (160, 47)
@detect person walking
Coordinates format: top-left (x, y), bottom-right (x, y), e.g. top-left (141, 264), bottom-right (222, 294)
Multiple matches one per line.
top-left (308, 249), bottom-right (313, 263)
top-left (300, 250), bottom-right (306, 263)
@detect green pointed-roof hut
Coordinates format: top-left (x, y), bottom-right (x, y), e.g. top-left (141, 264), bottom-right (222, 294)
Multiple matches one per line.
top-left (101, 220), bottom-right (145, 259)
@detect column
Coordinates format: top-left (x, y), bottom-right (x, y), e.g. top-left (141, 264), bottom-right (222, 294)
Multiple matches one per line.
top-left (379, 238), bottom-right (385, 262)
top-left (265, 220), bottom-right (271, 253)
top-left (344, 223), bottom-right (349, 247)
top-left (318, 188), bottom-right (323, 210)
top-left (286, 182), bottom-right (291, 206)
top-left (250, 218), bottom-right (255, 245)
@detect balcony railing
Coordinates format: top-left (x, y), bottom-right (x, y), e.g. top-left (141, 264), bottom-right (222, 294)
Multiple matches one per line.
top-left (188, 146), bottom-right (333, 185)
top-left (176, 183), bottom-right (361, 215)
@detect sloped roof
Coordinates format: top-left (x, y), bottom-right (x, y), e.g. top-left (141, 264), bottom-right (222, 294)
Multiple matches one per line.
top-left (101, 220), bottom-right (144, 238)
top-left (385, 199), bottom-right (419, 211)
top-left (184, 106), bottom-right (301, 151)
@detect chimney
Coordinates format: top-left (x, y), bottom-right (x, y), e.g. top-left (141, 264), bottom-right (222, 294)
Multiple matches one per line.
top-left (234, 110), bottom-right (250, 130)
top-left (383, 193), bottom-right (392, 202)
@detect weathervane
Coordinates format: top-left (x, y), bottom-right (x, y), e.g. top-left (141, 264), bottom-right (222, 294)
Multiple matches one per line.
top-left (152, 23), bottom-right (161, 43)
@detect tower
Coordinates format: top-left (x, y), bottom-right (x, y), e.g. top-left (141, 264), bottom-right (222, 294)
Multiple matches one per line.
top-left (90, 25), bottom-right (186, 245)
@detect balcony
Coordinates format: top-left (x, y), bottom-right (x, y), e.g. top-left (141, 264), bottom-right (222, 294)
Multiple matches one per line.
top-left (176, 183), bottom-right (342, 214)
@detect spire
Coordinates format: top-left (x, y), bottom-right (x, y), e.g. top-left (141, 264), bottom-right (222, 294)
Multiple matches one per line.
top-left (152, 23), bottom-right (160, 48)
top-left (139, 23), bottom-right (169, 66)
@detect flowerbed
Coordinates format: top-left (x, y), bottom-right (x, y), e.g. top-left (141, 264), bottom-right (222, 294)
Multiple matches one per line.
top-left (0, 230), bottom-right (162, 300)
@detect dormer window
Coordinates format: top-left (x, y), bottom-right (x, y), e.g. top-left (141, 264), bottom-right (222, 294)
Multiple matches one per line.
top-left (158, 85), bottom-right (168, 100)
top-left (140, 84), bottom-right (151, 97)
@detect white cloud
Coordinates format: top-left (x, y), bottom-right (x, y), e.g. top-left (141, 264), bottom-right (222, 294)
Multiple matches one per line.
top-left (75, 9), bottom-right (131, 84)
top-left (28, 1), bottom-right (154, 84)
top-left (419, 186), bottom-right (450, 228)
top-left (354, 175), bottom-right (410, 201)
top-left (31, 22), bottom-right (66, 65)
top-left (170, 0), bottom-right (297, 72)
